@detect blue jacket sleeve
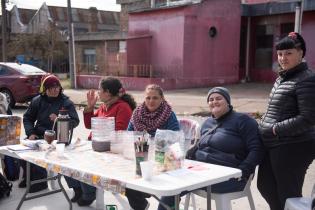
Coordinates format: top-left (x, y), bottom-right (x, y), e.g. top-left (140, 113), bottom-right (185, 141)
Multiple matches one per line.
top-left (165, 112), bottom-right (180, 131)
top-left (127, 122), bottom-right (134, 131)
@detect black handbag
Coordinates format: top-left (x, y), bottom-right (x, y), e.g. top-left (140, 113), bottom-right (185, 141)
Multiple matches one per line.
top-left (185, 123), bottom-right (221, 160)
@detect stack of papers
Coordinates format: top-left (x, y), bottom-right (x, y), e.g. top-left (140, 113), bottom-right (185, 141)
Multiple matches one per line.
top-left (7, 144), bottom-right (34, 151)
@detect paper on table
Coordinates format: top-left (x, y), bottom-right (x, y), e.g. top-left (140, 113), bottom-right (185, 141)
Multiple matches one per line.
top-left (187, 164), bottom-right (208, 171)
top-left (7, 144), bottom-right (35, 151)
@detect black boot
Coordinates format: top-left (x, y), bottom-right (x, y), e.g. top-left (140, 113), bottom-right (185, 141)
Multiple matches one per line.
top-left (77, 197), bottom-right (95, 206)
top-left (29, 182), bottom-right (48, 193)
top-left (71, 188), bottom-right (82, 202)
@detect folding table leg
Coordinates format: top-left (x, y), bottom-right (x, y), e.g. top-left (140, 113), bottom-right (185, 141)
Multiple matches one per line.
top-left (16, 162), bottom-right (72, 210)
top-left (48, 170), bottom-right (57, 190)
top-left (57, 174), bottom-right (72, 210)
top-left (174, 195), bottom-right (180, 210)
top-left (206, 185), bottom-right (212, 210)
top-left (17, 161), bottom-right (31, 210)
top-left (96, 188), bottom-right (105, 210)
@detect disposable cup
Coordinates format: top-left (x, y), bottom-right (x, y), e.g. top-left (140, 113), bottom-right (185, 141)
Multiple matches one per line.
top-left (56, 143), bottom-right (65, 157)
top-left (140, 161), bottom-right (153, 180)
top-left (44, 130), bottom-right (55, 144)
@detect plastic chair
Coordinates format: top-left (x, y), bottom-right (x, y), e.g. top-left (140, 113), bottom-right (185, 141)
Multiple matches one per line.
top-left (183, 174), bottom-right (255, 210)
top-left (284, 183), bottom-right (315, 210)
top-left (178, 118), bottom-right (200, 153)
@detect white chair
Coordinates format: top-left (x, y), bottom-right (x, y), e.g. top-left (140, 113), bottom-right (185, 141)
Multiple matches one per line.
top-left (184, 174), bottom-right (255, 210)
top-left (178, 118), bottom-right (200, 153)
top-left (284, 183), bottom-right (315, 210)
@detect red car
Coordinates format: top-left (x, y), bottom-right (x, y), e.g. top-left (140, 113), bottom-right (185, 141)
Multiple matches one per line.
top-left (0, 62), bottom-right (48, 107)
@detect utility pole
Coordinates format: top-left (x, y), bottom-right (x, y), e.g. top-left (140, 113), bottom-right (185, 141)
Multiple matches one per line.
top-left (1, 0), bottom-right (7, 62)
top-left (67, 0), bottom-right (75, 88)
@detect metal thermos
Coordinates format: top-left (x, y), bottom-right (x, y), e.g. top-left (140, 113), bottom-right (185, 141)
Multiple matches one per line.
top-left (56, 109), bottom-right (73, 145)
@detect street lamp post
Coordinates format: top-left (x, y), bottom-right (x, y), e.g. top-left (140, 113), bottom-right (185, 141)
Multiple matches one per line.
top-left (1, 0), bottom-right (7, 62)
top-left (275, 0), bottom-right (304, 33)
top-left (294, 0), bottom-right (304, 33)
top-left (67, 0), bottom-right (75, 88)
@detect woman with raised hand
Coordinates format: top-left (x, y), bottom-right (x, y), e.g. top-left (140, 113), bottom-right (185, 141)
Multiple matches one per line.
top-left (83, 77), bottom-right (136, 137)
top-left (65, 77), bottom-right (136, 206)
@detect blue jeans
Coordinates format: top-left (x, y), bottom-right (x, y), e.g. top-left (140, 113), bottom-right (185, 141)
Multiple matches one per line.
top-left (64, 176), bottom-right (96, 200)
top-left (158, 178), bottom-right (247, 210)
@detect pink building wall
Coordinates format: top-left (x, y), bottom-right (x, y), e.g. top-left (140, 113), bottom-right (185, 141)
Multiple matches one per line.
top-left (182, 0), bottom-right (241, 86)
top-left (127, 0), bottom-right (242, 89)
top-left (128, 9), bottom-right (185, 81)
top-left (302, 12), bottom-right (315, 70)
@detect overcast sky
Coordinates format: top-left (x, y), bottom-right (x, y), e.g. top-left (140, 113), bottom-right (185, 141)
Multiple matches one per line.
top-left (6, 0), bottom-right (121, 11)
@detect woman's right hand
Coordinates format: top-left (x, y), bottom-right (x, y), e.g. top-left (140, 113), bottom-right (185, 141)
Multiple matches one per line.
top-left (86, 90), bottom-right (98, 109)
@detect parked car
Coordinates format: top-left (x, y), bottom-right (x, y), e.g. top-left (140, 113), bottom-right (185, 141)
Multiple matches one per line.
top-left (0, 62), bottom-right (48, 107)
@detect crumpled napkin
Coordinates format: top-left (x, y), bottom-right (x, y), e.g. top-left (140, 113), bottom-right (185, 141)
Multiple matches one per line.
top-left (20, 139), bottom-right (49, 150)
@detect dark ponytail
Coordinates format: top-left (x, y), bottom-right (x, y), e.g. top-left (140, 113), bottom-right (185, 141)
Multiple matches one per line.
top-left (121, 94), bottom-right (137, 110)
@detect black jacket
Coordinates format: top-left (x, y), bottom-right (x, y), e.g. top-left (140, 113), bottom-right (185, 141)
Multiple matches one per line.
top-left (259, 62), bottom-right (315, 148)
top-left (23, 93), bottom-right (80, 138)
top-left (196, 110), bottom-right (264, 179)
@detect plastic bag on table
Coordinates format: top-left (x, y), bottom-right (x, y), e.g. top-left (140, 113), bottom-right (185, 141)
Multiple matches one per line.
top-left (154, 129), bottom-right (185, 173)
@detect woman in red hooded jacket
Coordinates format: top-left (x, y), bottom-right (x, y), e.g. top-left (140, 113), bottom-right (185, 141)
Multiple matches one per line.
top-left (65, 77), bottom-right (136, 206)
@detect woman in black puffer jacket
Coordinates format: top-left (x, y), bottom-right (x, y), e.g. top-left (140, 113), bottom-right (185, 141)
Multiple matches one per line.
top-left (258, 32), bottom-right (315, 210)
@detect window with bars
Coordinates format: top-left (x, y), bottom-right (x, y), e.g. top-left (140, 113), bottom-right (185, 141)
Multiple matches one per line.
top-left (83, 49), bottom-right (96, 72)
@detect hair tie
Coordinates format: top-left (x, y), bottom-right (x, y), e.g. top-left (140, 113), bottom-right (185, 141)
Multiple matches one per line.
top-left (288, 32), bottom-right (297, 40)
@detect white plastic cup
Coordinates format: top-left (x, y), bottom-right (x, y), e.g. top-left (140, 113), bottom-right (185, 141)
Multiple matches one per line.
top-left (56, 143), bottom-right (65, 157)
top-left (140, 161), bottom-right (153, 181)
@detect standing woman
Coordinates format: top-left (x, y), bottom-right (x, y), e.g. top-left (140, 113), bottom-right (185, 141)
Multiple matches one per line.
top-left (126, 84), bottom-right (180, 210)
top-left (65, 77), bottom-right (136, 206)
top-left (258, 32), bottom-right (315, 210)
